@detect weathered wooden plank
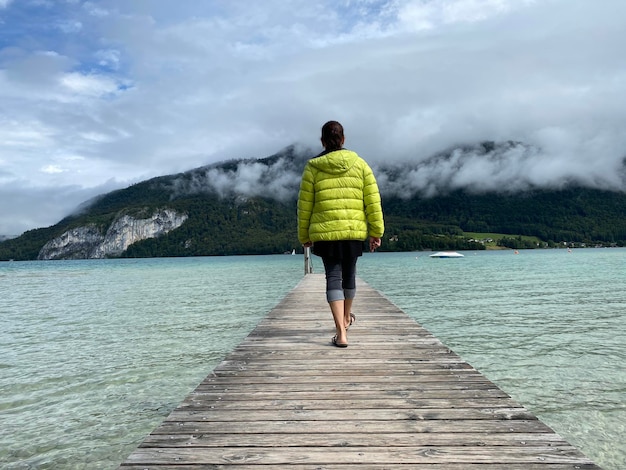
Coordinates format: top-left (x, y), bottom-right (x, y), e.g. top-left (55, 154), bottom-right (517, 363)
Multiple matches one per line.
top-left (225, 349), bottom-right (461, 359)
top-left (148, 418), bottom-right (558, 435)
top-left (176, 397), bottom-right (524, 411)
top-left (205, 373), bottom-right (490, 382)
top-left (120, 465), bottom-right (600, 470)
top-left (211, 365), bottom-right (477, 375)
top-left (183, 389), bottom-right (512, 400)
top-left (122, 446), bottom-right (596, 465)
top-left (118, 274), bottom-right (600, 469)
top-left (139, 432), bottom-right (570, 448)
top-left (195, 382), bottom-right (504, 393)
top-left (164, 408), bottom-right (537, 422)
top-left (216, 357), bottom-right (473, 366)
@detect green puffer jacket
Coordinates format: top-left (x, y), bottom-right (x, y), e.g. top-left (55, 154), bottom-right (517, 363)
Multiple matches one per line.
top-left (297, 149), bottom-right (384, 244)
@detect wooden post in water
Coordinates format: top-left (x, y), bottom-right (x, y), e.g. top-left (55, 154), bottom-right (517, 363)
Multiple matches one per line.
top-left (304, 246), bottom-right (313, 275)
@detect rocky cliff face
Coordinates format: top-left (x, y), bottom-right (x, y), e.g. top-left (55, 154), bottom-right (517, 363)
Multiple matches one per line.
top-left (38, 209), bottom-right (188, 260)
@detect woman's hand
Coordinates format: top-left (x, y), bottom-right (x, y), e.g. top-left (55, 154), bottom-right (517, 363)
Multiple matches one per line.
top-left (303, 241), bottom-right (313, 248)
top-left (369, 237), bottom-right (381, 252)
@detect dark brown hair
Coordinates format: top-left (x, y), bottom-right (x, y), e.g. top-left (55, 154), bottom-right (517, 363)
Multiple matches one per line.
top-left (321, 121), bottom-right (344, 151)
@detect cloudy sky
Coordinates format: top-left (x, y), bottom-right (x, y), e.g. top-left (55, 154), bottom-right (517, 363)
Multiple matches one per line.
top-left (1, 0), bottom-right (625, 236)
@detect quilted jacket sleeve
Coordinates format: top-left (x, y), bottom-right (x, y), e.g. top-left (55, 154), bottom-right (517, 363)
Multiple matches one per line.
top-left (297, 163), bottom-right (315, 244)
top-left (362, 163), bottom-right (384, 238)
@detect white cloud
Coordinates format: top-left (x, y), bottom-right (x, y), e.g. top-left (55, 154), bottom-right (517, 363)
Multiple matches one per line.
top-left (41, 165), bottom-right (65, 174)
top-left (395, 0), bottom-right (530, 31)
top-left (0, 179), bottom-right (124, 236)
top-left (57, 19), bottom-right (82, 33)
top-left (84, 3), bottom-right (109, 18)
top-left (59, 72), bottom-right (122, 97)
top-left (95, 48), bottom-right (121, 69)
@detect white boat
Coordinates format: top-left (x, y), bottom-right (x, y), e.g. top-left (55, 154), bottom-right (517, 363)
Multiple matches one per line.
top-left (429, 251), bottom-right (464, 258)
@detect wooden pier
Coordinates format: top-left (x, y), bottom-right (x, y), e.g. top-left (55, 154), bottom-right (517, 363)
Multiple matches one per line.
top-left (119, 274), bottom-right (600, 469)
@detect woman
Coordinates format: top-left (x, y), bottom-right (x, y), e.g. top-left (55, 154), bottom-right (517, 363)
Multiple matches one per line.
top-left (297, 121), bottom-right (384, 347)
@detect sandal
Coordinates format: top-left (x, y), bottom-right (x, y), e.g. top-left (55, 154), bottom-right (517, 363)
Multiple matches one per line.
top-left (332, 335), bottom-right (348, 348)
top-left (345, 312), bottom-right (356, 330)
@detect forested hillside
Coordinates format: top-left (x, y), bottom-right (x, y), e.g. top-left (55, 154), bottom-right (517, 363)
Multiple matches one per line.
top-left (1, 145), bottom-right (625, 261)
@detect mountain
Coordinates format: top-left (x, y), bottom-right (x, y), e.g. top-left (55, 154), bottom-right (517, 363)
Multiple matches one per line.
top-left (1, 143), bottom-right (625, 261)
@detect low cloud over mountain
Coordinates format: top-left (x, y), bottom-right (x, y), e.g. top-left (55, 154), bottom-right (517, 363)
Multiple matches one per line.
top-left (160, 141), bottom-right (626, 205)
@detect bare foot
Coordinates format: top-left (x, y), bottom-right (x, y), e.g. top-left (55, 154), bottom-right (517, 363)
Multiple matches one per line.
top-left (344, 312), bottom-right (355, 330)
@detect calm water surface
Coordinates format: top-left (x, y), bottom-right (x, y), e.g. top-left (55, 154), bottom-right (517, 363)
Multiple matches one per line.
top-left (0, 249), bottom-right (624, 469)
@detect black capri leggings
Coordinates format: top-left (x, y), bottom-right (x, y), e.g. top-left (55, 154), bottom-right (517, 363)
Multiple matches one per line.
top-left (321, 256), bottom-right (358, 303)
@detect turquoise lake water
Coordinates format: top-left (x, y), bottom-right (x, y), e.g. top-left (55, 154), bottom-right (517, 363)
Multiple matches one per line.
top-left (0, 249), bottom-right (624, 469)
